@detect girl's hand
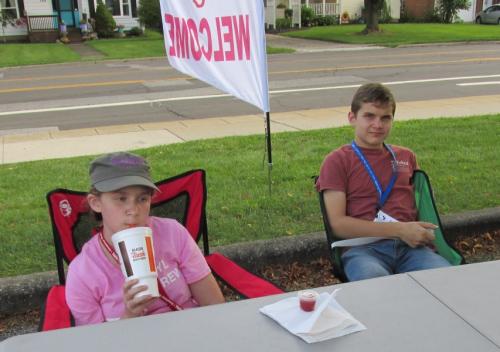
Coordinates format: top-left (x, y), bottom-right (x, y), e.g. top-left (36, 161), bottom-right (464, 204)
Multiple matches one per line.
top-left (121, 279), bottom-right (156, 319)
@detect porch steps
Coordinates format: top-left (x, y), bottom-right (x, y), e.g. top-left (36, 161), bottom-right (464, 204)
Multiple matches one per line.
top-left (66, 28), bottom-right (83, 43)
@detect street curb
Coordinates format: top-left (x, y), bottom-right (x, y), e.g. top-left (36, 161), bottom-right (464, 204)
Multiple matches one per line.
top-left (397, 40), bottom-right (500, 49)
top-left (0, 207), bottom-right (498, 316)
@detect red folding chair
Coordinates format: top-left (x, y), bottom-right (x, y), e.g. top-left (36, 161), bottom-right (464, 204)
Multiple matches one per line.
top-left (41, 169), bottom-right (282, 331)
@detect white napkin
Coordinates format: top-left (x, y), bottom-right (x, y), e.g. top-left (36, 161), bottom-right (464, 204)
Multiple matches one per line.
top-left (259, 289), bottom-right (366, 343)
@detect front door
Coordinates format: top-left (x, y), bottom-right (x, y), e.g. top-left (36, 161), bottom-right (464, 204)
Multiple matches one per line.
top-left (59, 0), bottom-right (76, 27)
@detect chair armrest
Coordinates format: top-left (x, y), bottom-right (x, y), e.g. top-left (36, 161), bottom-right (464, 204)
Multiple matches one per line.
top-left (39, 285), bottom-right (73, 331)
top-left (205, 253), bottom-right (283, 298)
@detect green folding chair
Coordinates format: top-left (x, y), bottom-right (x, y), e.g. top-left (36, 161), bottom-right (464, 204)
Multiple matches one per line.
top-left (317, 170), bottom-right (465, 282)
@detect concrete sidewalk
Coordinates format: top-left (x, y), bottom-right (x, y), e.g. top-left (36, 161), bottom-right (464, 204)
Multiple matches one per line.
top-left (1, 94), bottom-right (499, 165)
top-left (265, 33), bottom-right (383, 53)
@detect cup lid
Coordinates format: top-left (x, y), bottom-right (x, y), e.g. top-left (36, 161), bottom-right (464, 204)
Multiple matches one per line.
top-left (298, 290), bottom-right (319, 300)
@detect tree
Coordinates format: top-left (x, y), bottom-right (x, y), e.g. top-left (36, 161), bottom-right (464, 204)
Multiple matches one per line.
top-left (362, 0), bottom-right (384, 34)
top-left (437, 0), bottom-right (470, 23)
top-left (0, 10), bottom-right (16, 43)
top-left (138, 0), bottom-right (161, 32)
top-left (94, 0), bottom-right (116, 38)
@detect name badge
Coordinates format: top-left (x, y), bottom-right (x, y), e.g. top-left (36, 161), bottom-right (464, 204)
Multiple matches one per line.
top-left (374, 210), bottom-right (398, 223)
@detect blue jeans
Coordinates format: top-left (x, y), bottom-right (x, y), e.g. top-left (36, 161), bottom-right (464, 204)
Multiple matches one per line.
top-left (342, 239), bottom-right (451, 281)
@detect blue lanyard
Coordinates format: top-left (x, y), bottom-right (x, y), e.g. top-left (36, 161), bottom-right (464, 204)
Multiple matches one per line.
top-left (351, 141), bottom-right (398, 209)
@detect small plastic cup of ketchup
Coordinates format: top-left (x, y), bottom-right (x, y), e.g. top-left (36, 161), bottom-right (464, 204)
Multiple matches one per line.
top-left (298, 290), bottom-right (319, 312)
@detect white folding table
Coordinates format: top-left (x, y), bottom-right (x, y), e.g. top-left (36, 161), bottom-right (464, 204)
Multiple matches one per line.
top-left (410, 260), bottom-right (500, 349)
top-left (2, 264), bottom-right (499, 352)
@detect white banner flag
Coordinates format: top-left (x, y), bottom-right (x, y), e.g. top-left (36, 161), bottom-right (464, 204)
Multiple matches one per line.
top-left (160, 0), bottom-right (270, 113)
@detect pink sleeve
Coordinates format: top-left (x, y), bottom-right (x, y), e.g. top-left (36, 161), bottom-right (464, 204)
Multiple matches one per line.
top-left (316, 150), bottom-right (348, 193)
top-left (175, 223), bottom-right (211, 284)
top-left (66, 259), bottom-right (105, 326)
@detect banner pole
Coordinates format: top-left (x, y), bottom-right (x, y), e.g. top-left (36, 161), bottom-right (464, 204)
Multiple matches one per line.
top-left (266, 111), bottom-right (273, 195)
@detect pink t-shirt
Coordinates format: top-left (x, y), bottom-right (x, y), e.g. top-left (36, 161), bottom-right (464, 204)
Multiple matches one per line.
top-left (66, 216), bottom-right (211, 326)
top-left (317, 144), bottom-right (418, 222)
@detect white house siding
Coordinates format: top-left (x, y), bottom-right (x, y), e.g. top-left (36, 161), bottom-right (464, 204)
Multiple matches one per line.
top-left (114, 16), bottom-right (140, 29)
top-left (483, 0), bottom-right (494, 9)
top-left (340, 1), bottom-right (363, 19)
top-left (25, 0), bottom-right (54, 15)
top-left (78, 0), bottom-right (90, 18)
top-left (1, 0), bottom-right (53, 38)
top-left (457, 6), bottom-right (476, 22)
top-left (1, 24), bottom-right (28, 37)
top-left (87, 0), bottom-right (141, 29)
top-left (389, 0), bottom-right (401, 20)
top-left (340, 0), bottom-right (400, 21)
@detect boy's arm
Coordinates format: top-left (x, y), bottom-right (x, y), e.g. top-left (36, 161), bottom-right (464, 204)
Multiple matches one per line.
top-left (323, 190), bottom-right (436, 248)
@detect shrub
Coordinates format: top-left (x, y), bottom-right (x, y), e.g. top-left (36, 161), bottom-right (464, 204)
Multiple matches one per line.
top-left (127, 26), bottom-right (143, 37)
top-left (276, 17), bottom-right (292, 30)
top-left (318, 15), bottom-right (338, 26)
top-left (301, 5), bottom-right (315, 27)
top-left (379, 0), bottom-right (392, 23)
top-left (437, 0), bottom-right (470, 23)
top-left (423, 8), bottom-right (442, 23)
top-left (94, 0), bottom-right (116, 38)
top-left (138, 0), bottom-right (162, 31)
top-left (284, 8), bottom-right (293, 19)
top-left (399, 8), bottom-right (415, 23)
top-left (310, 14), bottom-right (338, 27)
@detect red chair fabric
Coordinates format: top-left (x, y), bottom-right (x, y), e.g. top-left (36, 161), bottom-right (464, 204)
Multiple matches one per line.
top-left (41, 169), bottom-right (282, 331)
top-left (205, 253), bottom-right (282, 298)
top-left (40, 285), bottom-right (72, 331)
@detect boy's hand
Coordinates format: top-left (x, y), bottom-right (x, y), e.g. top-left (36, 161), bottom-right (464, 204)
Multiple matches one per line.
top-left (398, 222), bottom-right (437, 248)
top-left (121, 279), bottom-right (156, 319)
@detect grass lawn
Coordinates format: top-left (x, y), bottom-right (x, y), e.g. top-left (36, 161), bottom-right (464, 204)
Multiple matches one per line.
top-left (88, 37), bottom-right (294, 59)
top-left (87, 35), bottom-right (166, 59)
top-left (0, 115), bottom-right (498, 277)
top-left (2, 23), bottom-right (498, 67)
top-left (284, 23), bottom-right (500, 47)
top-left (0, 29), bottom-right (294, 67)
top-left (0, 43), bottom-right (80, 67)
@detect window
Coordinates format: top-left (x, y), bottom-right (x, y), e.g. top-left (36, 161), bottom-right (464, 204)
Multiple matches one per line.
top-left (103, 0), bottom-right (131, 16)
top-left (0, 0), bottom-right (19, 19)
top-left (122, 0), bottom-right (129, 16)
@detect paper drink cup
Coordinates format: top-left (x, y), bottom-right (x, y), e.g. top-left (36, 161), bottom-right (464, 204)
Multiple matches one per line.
top-left (111, 227), bottom-right (159, 297)
top-left (298, 290), bottom-right (319, 312)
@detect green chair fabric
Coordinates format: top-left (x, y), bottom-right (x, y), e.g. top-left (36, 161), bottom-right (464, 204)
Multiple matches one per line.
top-left (412, 170), bottom-right (464, 266)
top-left (317, 170), bottom-right (465, 282)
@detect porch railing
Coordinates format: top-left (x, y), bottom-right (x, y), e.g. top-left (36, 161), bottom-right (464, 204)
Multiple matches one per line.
top-left (27, 15), bottom-right (59, 32)
top-left (308, 3), bottom-right (340, 16)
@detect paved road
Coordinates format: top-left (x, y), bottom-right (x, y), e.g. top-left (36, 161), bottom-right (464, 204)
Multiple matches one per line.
top-left (1, 41), bottom-right (500, 132)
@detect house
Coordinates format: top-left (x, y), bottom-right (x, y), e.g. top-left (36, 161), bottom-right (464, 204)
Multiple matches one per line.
top-left (265, 0), bottom-right (400, 24)
top-left (336, 0), bottom-right (401, 21)
top-left (403, 0), bottom-right (500, 22)
top-left (402, 0), bottom-right (435, 19)
top-left (0, 0), bottom-right (140, 42)
top-left (467, 0), bottom-right (500, 20)
top-left (302, 0), bottom-right (341, 17)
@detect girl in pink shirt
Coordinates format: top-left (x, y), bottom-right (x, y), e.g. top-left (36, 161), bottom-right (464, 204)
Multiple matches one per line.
top-left (65, 152), bottom-right (224, 326)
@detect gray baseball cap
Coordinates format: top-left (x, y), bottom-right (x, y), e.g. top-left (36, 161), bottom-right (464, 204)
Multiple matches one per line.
top-left (89, 152), bottom-right (158, 192)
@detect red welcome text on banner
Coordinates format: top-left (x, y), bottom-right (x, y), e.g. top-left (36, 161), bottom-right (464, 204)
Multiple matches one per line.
top-left (160, 0), bottom-right (270, 112)
top-left (164, 14), bottom-right (251, 62)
